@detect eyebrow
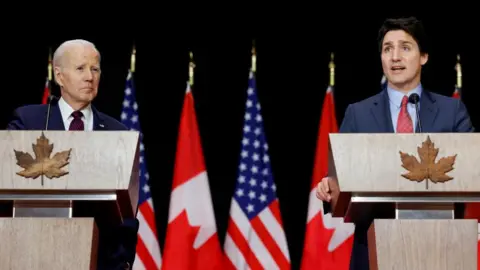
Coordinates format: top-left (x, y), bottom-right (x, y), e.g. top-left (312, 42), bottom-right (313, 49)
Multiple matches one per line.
top-left (383, 40), bottom-right (413, 46)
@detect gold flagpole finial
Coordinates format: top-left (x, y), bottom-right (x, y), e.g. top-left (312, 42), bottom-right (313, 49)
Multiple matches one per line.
top-left (189, 51), bottom-right (195, 86)
top-left (48, 47), bottom-right (52, 81)
top-left (456, 54), bottom-right (462, 88)
top-left (130, 45), bottom-right (136, 73)
top-left (251, 40), bottom-right (256, 73)
top-left (329, 52), bottom-right (335, 86)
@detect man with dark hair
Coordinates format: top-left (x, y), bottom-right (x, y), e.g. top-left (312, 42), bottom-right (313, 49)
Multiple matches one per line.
top-left (315, 17), bottom-right (474, 270)
top-left (377, 16), bottom-right (429, 55)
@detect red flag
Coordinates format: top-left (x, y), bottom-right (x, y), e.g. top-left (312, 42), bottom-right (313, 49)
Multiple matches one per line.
top-left (43, 49), bottom-right (52, 104)
top-left (42, 78), bottom-right (50, 104)
top-left (300, 85), bottom-right (355, 270)
top-left (161, 82), bottom-right (224, 270)
top-left (452, 88), bottom-right (460, 99)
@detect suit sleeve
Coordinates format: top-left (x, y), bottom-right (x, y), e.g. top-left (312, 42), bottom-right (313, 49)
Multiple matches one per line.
top-left (339, 104), bottom-right (357, 133)
top-left (6, 108), bottom-right (25, 130)
top-left (454, 99), bottom-right (475, 132)
top-left (323, 104), bottom-right (357, 214)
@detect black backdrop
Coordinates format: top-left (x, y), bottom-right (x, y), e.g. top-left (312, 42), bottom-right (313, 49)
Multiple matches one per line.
top-left (2, 10), bottom-right (479, 269)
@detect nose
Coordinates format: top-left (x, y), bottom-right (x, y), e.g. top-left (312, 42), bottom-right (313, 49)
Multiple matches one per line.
top-left (392, 47), bottom-right (401, 62)
top-left (84, 70), bottom-right (93, 81)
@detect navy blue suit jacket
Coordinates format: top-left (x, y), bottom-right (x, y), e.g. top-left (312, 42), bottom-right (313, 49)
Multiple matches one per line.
top-left (332, 89), bottom-right (474, 270)
top-left (7, 99), bottom-right (139, 270)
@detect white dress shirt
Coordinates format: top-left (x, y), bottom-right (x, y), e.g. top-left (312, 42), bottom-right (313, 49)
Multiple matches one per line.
top-left (387, 84), bottom-right (422, 133)
top-left (57, 97), bottom-right (94, 131)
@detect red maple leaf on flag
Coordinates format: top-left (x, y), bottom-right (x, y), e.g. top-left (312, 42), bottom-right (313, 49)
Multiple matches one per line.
top-left (162, 210), bottom-right (224, 270)
top-left (162, 82), bottom-right (224, 270)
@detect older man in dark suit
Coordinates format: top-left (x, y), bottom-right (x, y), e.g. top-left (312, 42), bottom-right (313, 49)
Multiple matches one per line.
top-left (316, 17), bottom-right (474, 270)
top-left (7, 39), bottom-right (138, 270)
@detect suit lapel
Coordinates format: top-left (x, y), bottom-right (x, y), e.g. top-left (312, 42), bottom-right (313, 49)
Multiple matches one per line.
top-left (418, 90), bottom-right (438, 132)
top-left (48, 101), bottom-right (108, 131)
top-left (48, 103), bottom-right (66, 130)
top-left (92, 105), bottom-right (107, 130)
top-left (370, 90), bottom-right (394, 132)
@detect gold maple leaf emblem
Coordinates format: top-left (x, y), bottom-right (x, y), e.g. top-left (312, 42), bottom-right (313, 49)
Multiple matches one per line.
top-left (13, 132), bottom-right (72, 179)
top-left (399, 136), bottom-right (457, 188)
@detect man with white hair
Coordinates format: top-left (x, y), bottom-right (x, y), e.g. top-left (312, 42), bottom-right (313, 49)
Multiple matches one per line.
top-left (7, 39), bottom-right (139, 270)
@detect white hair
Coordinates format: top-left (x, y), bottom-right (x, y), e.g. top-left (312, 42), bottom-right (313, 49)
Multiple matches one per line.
top-left (52, 39), bottom-right (101, 68)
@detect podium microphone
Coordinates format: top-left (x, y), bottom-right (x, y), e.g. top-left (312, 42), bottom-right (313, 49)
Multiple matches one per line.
top-left (45, 95), bottom-right (57, 130)
top-left (408, 93), bottom-right (421, 132)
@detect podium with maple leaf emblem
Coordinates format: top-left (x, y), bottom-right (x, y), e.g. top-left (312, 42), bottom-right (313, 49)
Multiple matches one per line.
top-left (0, 131), bottom-right (140, 270)
top-left (328, 133), bottom-right (478, 270)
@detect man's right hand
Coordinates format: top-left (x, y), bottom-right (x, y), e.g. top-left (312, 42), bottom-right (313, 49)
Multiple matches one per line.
top-left (315, 176), bottom-right (339, 202)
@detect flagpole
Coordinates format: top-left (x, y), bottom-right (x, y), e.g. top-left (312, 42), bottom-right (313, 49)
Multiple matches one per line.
top-left (130, 45), bottom-right (136, 73)
top-left (329, 52), bottom-right (334, 87)
top-left (48, 47), bottom-right (52, 82)
top-left (189, 51), bottom-right (194, 86)
top-left (251, 40), bottom-right (256, 73)
top-left (456, 54), bottom-right (462, 89)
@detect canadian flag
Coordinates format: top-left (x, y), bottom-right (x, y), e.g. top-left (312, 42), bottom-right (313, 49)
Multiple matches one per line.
top-left (300, 85), bottom-right (355, 270)
top-left (452, 88), bottom-right (460, 99)
top-left (161, 82), bottom-right (224, 270)
top-left (42, 77), bottom-right (50, 104)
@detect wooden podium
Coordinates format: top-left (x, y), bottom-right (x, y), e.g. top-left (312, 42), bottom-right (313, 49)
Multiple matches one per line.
top-left (0, 130), bottom-right (140, 270)
top-left (328, 133), bottom-right (478, 270)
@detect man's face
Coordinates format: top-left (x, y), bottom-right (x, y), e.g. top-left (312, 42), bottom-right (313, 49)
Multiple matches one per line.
top-left (381, 29), bottom-right (428, 91)
top-left (55, 44), bottom-right (101, 107)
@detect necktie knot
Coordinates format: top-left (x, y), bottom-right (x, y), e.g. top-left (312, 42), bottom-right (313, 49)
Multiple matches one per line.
top-left (397, 95), bottom-right (413, 133)
top-left (69, 111), bottom-right (84, 131)
top-left (401, 95), bottom-right (409, 107)
top-left (71, 111), bottom-right (83, 119)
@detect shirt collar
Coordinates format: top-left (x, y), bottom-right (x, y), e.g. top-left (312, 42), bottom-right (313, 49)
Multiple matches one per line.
top-left (58, 96), bottom-right (92, 122)
top-left (387, 84), bottom-right (423, 108)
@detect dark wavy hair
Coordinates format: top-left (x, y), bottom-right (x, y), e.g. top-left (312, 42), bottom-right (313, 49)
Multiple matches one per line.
top-left (377, 16), bottom-right (429, 55)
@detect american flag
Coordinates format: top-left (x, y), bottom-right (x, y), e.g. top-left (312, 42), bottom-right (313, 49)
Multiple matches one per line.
top-left (121, 70), bottom-right (162, 270)
top-left (224, 70), bottom-right (290, 269)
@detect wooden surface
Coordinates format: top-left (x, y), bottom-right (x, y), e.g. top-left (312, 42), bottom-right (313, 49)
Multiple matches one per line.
top-left (0, 217), bottom-right (98, 270)
top-left (329, 133), bottom-right (480, 192)
top-left (0, 131), bottom-right (140, 216)
top-left (368, 219), bottom-right (477, 270)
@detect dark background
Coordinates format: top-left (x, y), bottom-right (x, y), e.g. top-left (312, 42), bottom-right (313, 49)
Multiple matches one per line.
top-left (2, 10), bottom-right (478, 269)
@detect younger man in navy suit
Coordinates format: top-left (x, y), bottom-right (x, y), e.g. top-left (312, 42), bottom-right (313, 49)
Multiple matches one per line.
top-left (315, 17), bottom-right (474, 270)
top-left (7, 39), bottom-right (138, 270)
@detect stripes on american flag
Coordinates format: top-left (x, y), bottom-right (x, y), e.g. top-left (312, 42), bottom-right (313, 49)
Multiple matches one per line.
top-left (224, 70), bottom-right (290, 270)
top-left (121, 70), bottom-right (162, 270)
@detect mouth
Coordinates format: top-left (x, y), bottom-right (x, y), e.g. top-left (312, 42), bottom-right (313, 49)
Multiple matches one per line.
top-left (391, 66), bottom-right (406, 72)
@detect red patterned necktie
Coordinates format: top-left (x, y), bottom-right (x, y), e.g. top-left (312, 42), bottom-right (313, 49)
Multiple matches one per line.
top-left (69, 111), bottom-right (84, 131)
top-left (397, 95), bottom-right (413, 133)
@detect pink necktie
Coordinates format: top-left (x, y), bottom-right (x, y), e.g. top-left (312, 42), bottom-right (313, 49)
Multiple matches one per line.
top-left (397, 96), bottom-right (413, 133)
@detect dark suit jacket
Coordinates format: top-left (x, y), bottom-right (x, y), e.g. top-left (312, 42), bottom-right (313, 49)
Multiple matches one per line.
top-left (328, 88), bottom-right (474, 270)
top-left (7, 100), bottom-right (139, 270)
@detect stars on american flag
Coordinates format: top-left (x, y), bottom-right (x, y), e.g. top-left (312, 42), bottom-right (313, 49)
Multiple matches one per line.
top-left (121, 71), bottom-right (150, 201)
top-left (234, 72), bottom-right (277, 220)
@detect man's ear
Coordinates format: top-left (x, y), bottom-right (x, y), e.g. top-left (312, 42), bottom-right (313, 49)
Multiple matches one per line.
top-left (53, 66), bottom-right (63, 87)
top-left (420, 53), bottom-right (429, 66)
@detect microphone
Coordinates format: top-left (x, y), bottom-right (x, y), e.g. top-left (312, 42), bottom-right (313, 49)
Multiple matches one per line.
top-left (45, 95), bottom-right (57, 130)
top-left (408, 93), bottom-right (422, 132)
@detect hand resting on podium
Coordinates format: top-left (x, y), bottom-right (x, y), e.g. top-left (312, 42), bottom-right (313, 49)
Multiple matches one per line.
top-left (316, 176), bottom-right (339, 211)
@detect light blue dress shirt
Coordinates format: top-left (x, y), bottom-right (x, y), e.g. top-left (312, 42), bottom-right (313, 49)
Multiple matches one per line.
top-left (387, 84), bottom-right (422, 132)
